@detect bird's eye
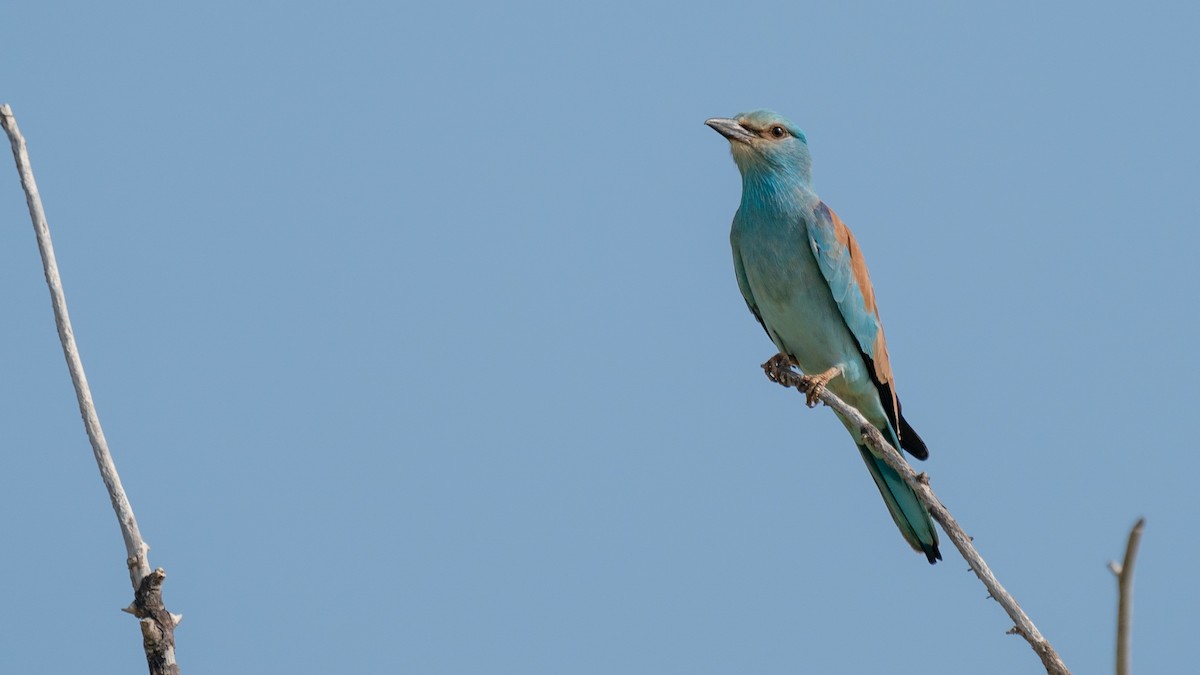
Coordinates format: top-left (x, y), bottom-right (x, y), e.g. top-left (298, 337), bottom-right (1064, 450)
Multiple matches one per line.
top-left (770, 126), bottom-right (786, 138)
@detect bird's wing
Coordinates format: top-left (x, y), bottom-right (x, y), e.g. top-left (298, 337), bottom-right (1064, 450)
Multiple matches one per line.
top-left (807, 202), bottom-right (900, 433)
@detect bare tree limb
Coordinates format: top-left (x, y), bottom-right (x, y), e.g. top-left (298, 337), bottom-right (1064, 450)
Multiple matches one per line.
top-left (2, 103), bottom-right (180, 674)
top-left (1108, 518), bottom-right (1145, 675)
top-left (762, 358), bottom-right (1070, 675)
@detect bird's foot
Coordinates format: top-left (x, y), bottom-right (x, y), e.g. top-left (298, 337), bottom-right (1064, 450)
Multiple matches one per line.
top-left (761, 353), bottom-right (797, 386)
top-left (799, 366), bottom-right (842, 408)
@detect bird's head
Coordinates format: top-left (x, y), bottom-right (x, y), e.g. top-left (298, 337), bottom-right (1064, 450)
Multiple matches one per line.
top-left (706, 110), bottom-right (812, 184)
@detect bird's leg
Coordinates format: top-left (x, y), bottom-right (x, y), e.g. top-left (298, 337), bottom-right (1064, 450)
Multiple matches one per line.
top-left (799, 365), bottom-right (843, 408)
top-left (761, 353), bottom-right (797, 385)
top-left (760, 355), bottom-right (842, 407)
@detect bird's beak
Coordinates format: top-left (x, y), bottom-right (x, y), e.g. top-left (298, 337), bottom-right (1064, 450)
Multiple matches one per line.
top-left (706, 117), bottom-right (754, 144)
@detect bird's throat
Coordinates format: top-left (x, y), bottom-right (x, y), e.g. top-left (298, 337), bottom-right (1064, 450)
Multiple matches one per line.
top-left (739, 169), bottom-right (814, 217)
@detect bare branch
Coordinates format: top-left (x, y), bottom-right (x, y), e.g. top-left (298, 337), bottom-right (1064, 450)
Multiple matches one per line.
top-left (763, 360), bottom-right (1070, 675)
top-left (1110, 518), bottom-right (1145, 675)
top-left (2, 104), bottom-right (179, 674)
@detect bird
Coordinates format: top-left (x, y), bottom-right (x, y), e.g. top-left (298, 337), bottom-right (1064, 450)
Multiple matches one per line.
top-left (706, 110), bottom-right (941, 564)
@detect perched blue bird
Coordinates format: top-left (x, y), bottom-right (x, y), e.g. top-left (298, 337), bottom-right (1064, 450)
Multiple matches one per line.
top-left (707, 110), bottom-right (941, 564)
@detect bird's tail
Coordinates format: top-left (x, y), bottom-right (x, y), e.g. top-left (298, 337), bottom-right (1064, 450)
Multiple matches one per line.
top-left (843, 420), bottom-right (941, 564)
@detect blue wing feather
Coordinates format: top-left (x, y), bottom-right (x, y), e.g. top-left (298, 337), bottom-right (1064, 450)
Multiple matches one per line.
top-left (808, 202), bottom-right (882, 364)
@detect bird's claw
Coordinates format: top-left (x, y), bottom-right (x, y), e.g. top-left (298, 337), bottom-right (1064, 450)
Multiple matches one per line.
top-left (799, 375), bottom-right (826, 407)
top-left (761, 356), bottom-right (841, 407)
top-left (761, 353), bottom-right (795, 385)
top-left (799, 366), bottom-right (841, 408)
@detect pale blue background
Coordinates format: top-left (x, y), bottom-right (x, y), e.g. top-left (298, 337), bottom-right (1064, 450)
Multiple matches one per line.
top-left (3, 2), bottom-right (1196, 673)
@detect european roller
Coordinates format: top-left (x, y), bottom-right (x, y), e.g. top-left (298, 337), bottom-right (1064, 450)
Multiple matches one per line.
top-left (707, 110), bottom-right (941, 564)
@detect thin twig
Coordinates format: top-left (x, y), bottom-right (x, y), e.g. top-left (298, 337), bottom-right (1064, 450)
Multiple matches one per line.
top-left (1109, 518), bottom-right (1145, 675)
top-left (2, 104), bottom-right (180, 674)
top-left (764, 361), bottom-right (1070, 675)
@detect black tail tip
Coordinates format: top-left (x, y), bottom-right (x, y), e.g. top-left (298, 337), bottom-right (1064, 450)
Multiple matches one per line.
top-left (899, 414), bottom-right (929, 461)
top-left (924, 544), bottom-right (943, 565)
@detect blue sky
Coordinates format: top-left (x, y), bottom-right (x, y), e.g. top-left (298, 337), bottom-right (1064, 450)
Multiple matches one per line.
top-left (3, 1), bottom-right (1197, 673)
